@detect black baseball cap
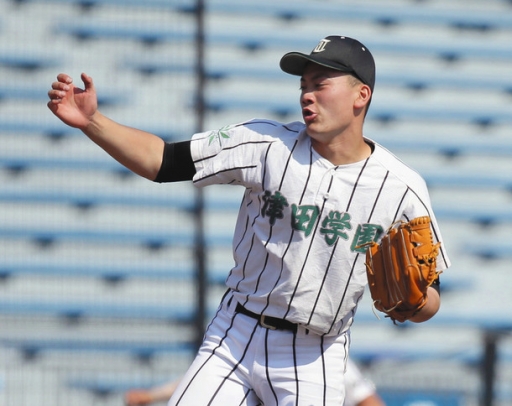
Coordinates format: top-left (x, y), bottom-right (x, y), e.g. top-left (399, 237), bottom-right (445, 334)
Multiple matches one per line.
top-left (280, 35), bottom-right (375, 92)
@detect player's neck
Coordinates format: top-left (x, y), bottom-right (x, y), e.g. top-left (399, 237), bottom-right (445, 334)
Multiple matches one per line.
top-left (311, 135), bottom-right (372, 166)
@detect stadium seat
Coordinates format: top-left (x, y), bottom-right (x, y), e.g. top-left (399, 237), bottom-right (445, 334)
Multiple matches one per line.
top-left (0, 259), bottom-right (228, 284)
top-left (0, 298), bottom-right (195, 322)
top-left (16, 0), bottom-right (512, 32)
top-left (0, 224), bottom-right (232, 249)
top-left (52, 18), bottom-right (512, 61)
top-left (0, 51), bottom-right (58, 70)
top-left (0, 337), bottom-right (194, 361)
top-left (379, 389), bottom-right (465, 406)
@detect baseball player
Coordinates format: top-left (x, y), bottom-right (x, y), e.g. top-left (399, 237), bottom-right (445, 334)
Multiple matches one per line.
top-left (124, 358), bottom-right (385, 406)
top-left (48, 35), bottom-right (450, 405)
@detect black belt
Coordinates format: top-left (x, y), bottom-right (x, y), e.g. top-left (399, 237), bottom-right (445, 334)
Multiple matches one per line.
top-left (235, 303), bottom-right (297, 333)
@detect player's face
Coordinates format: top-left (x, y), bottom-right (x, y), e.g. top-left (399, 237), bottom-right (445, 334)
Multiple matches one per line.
top-left (300, 64), bottom-right (364, 143)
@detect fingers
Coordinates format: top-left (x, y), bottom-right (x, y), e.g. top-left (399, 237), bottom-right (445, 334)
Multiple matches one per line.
top-left (81, 72), bottom-right (95, 92)
top-left (48, 73), bottom-right (73, 103)
top-left (47, 100), bottom-right (57, 112)
top-left (48, 83), bottom-right (69, 102)
top-left (57, 73), bottom-right (73, 85)
top-left (81, 72), bottom-right (91, 83)
top-left (47, 72), bottom-right (93, 101)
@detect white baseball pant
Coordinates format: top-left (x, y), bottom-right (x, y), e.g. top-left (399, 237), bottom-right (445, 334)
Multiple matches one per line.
top-left (168, 290), bottom-right (349, 406)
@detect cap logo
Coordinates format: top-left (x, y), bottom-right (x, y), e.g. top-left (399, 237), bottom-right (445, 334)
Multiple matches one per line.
top-left (313, 39), bottom-right (330, 53)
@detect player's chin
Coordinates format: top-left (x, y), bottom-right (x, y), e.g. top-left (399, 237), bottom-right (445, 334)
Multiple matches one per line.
top-left (304, 125), bottom-right (324, 140)
top-left (304, 120), bottom-right (320, 136)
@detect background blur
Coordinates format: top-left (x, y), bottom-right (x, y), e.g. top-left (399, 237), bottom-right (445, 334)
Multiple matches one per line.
top-left (0, 0), bottom-right (512, 405)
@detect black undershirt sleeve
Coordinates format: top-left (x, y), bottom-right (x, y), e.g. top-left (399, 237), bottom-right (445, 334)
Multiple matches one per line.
top-left (153, 141), bottom-right (196, 183)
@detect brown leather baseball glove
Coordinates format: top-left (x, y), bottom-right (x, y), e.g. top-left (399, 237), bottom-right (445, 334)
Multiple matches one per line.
top-left (364, 216), bottom-right (442, 323)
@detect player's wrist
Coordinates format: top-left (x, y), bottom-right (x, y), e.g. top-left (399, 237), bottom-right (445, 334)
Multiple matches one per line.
top-left (80, 109), bottom-right (102, 133)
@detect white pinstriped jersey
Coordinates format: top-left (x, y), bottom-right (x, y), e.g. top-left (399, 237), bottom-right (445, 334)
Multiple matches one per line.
top-left (190, 119), bottom-right (450, 336)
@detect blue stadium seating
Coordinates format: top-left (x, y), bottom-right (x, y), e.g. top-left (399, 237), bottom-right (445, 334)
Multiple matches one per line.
top-left (15, 0), bottom-right (512, 31)
top-left (0, 337), bottom-right (194, 361)
top-left (375, 137), bottom-right (512, 158)
top-left (0, 260), bottom-right (228, 284)
top-left (463, 241), bottom-right (512, 260)
top-left (0, 298), bottom-right (194, 322)
top-left (0, 225), bottom-right (232, 249)
top-left (0, 51), bottom-right (58, 70)
top-left (54, 21), bottom-right (512, 61)
top-left (0, 183), bottom-right (241, 211)
top-left (379, 389), bottom-right (465, 406)
top-left (66, 375), bottom-right (180, 397)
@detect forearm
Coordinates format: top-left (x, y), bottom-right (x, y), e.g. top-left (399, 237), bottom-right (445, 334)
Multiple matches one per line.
top-left (83, 111), bottom-right (165, 180)
top-left (409, 286), bottom-right (440, 323)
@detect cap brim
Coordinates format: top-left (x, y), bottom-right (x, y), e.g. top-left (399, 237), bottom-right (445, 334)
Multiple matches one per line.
top-left (280, 52), bottom-right (353, 76)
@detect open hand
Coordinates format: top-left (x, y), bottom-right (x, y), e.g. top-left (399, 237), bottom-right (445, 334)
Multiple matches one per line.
top-left (47, 72), bottom-right (98, 129)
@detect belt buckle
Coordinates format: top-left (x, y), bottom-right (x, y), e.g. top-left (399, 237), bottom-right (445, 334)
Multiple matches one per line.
top-left (259, 315), bottom-right (277, 330)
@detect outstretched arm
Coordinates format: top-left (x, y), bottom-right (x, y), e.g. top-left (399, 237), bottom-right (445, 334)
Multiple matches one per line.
top-left (48, 73), bottom-right (165, 180)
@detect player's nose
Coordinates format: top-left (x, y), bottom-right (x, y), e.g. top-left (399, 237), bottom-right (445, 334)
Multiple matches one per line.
top-left (300, 89), bottom-right (314, 106)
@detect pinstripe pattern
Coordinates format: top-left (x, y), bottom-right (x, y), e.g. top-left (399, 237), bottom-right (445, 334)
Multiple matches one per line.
top-left (190, 118), bottom-right (450, 338)
top-left (172, 296), bottom-right (261, 405)
top-left (169, 291), bottom-right (348, 405)
top-left (178, 117), bottom-right (450, 402)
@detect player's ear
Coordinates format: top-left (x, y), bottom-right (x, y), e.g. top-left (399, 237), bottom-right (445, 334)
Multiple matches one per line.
top-left (354, 84), bottom-right (371, 110)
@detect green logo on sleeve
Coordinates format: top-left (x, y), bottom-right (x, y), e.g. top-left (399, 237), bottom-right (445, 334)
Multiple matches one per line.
top-left (208, 125), bottom-right (233, 146)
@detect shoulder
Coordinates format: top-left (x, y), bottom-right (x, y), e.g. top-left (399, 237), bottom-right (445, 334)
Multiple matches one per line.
top-left (367, 137), bottom-right (427, 190)
top-left (238, 118), bottom-right (304, 139)
top-left (192, 119), bottom-right (304, 146)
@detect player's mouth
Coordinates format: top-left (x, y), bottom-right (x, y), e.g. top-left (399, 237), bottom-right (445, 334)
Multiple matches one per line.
top-left (302, 108), bottom-right (317, 123)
